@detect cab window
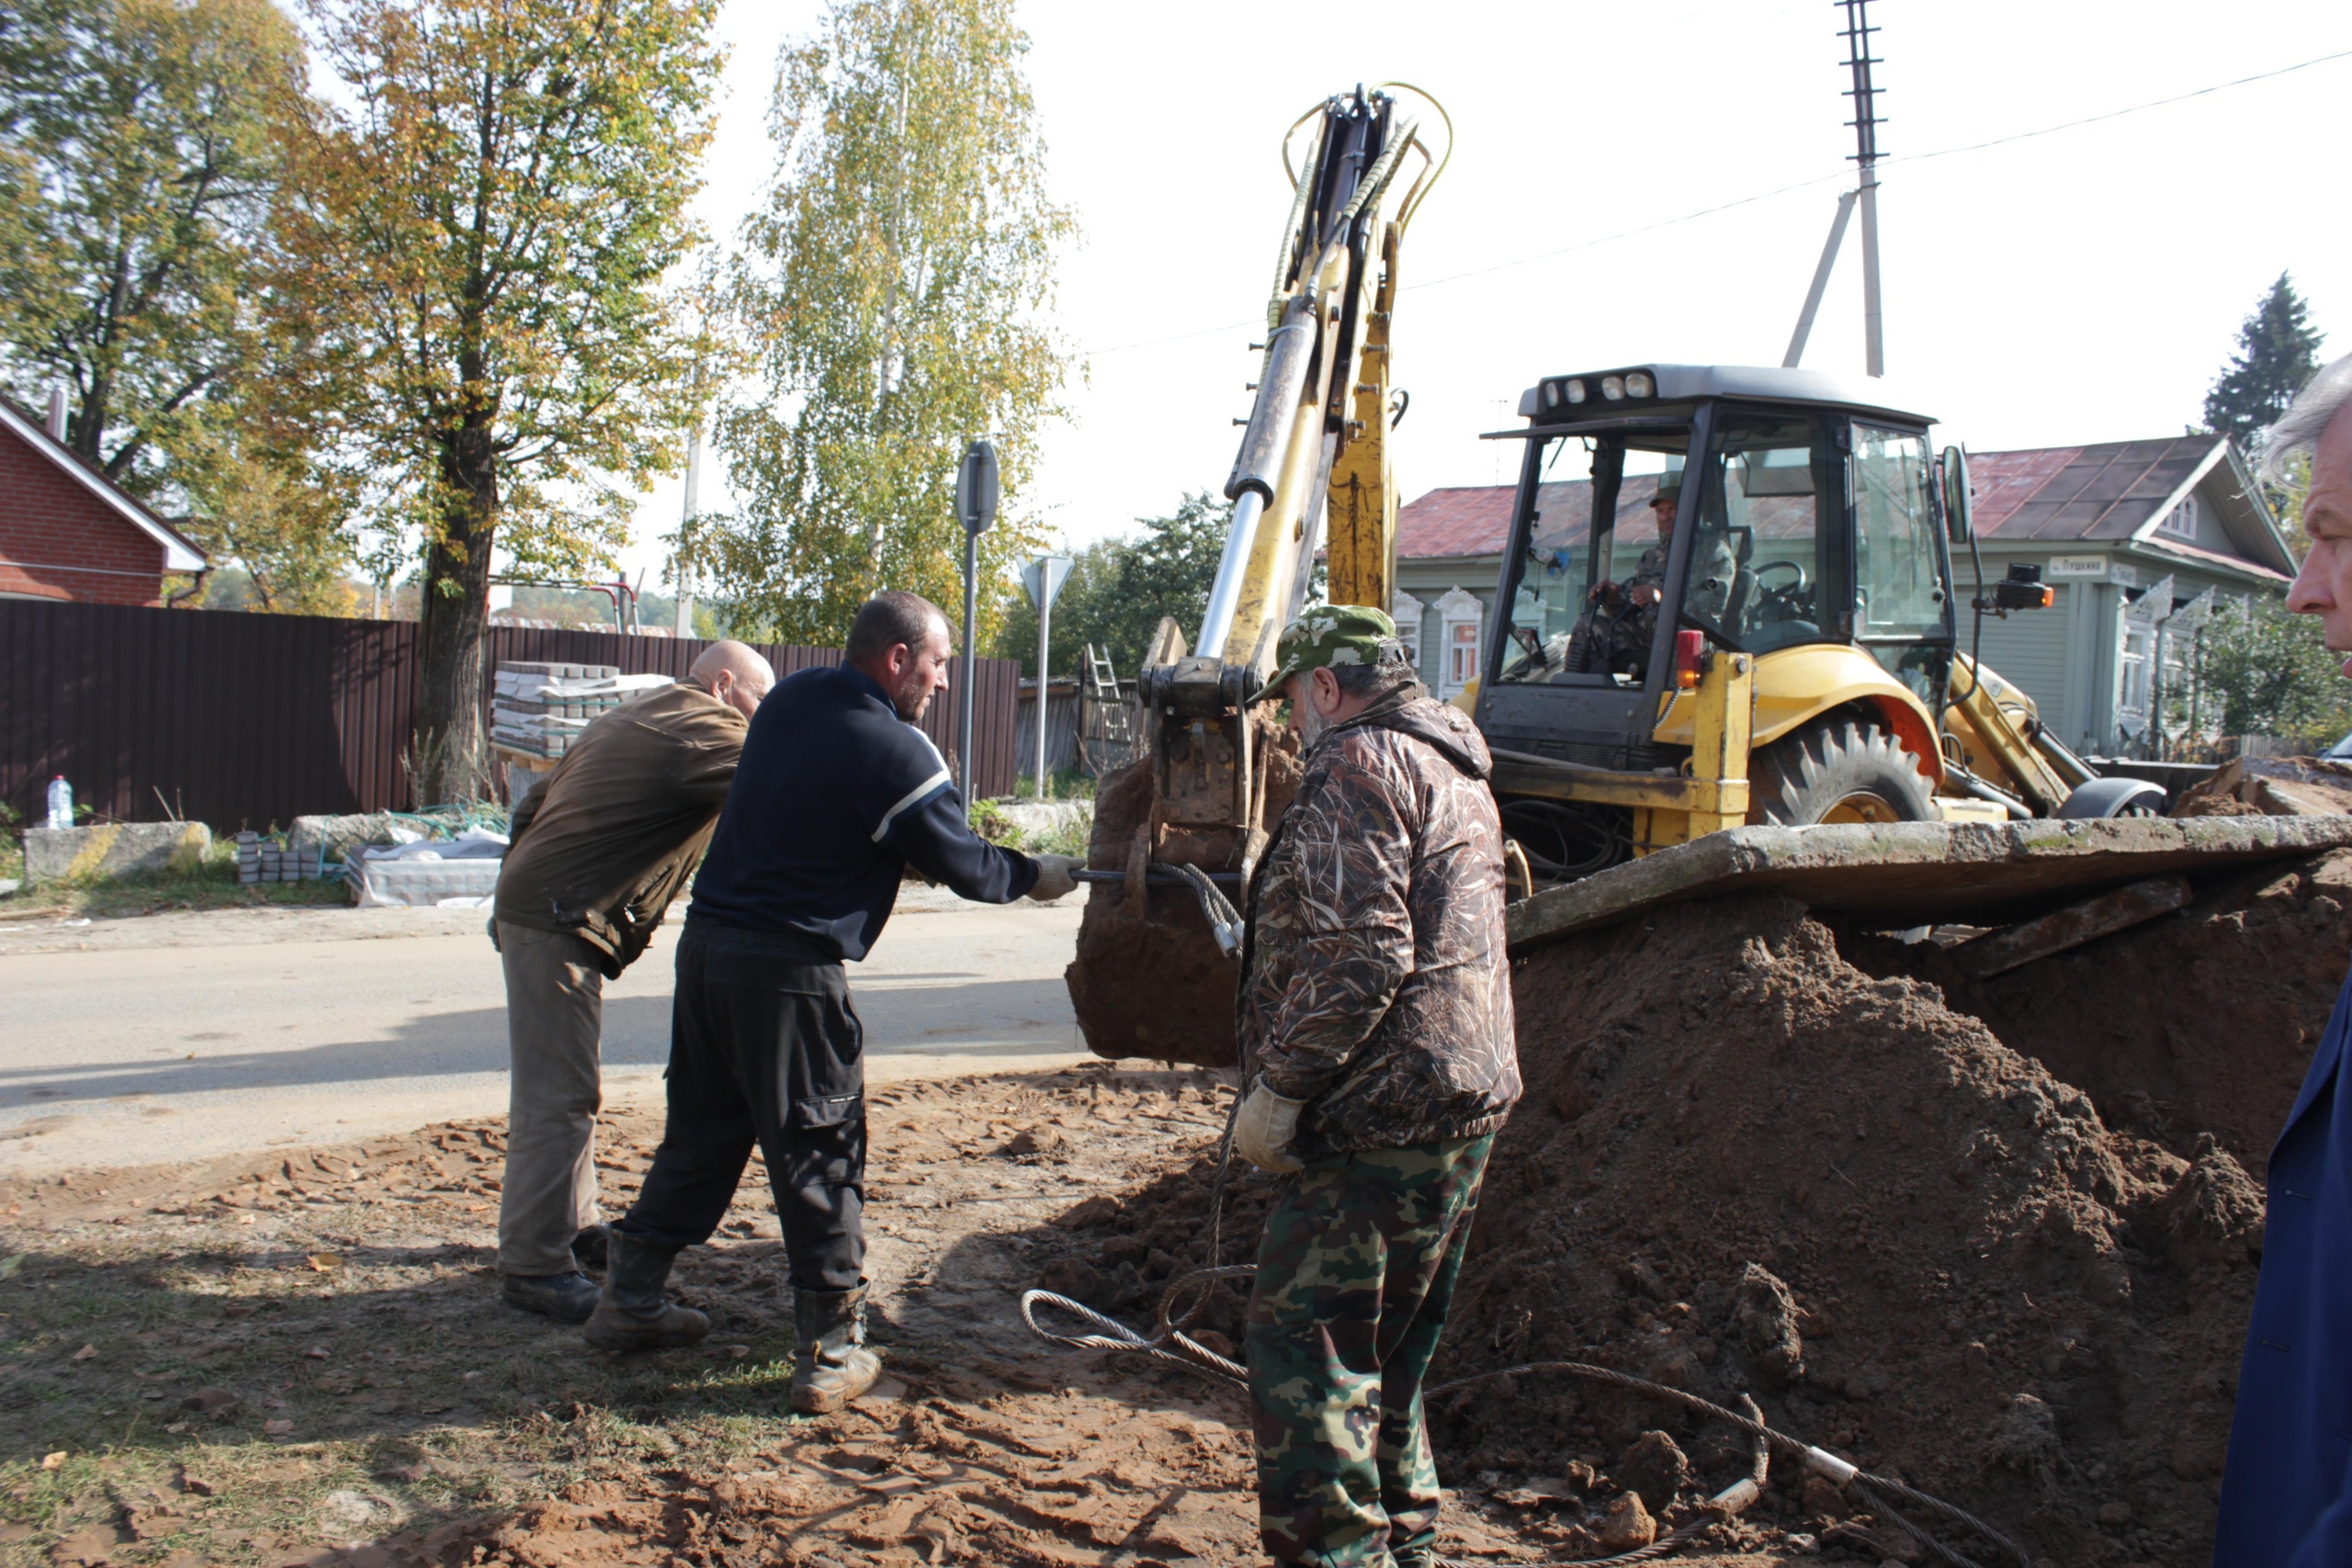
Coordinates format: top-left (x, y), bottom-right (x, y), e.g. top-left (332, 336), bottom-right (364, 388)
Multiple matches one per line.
top-left (1852, 425), bottom-right (1949, 639)
top-left (1679, 412), bottom-right (1843, 655)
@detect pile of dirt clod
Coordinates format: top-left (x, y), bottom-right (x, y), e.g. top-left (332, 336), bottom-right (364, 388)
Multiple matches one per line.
top-left (1430, 891), bottom-right (2279, 1568)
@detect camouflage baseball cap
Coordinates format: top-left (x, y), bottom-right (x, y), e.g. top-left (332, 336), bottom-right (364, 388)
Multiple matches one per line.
top-left (1249, 604), bottom-right (1404, 705)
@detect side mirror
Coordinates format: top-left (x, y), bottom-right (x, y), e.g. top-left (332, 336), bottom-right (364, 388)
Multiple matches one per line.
top-left (1940, 446), bottom-right (1973, 544)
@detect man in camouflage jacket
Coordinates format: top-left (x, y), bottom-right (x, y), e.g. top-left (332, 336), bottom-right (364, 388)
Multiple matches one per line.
top-left (1231, 604), bottom-right (1521, 1568)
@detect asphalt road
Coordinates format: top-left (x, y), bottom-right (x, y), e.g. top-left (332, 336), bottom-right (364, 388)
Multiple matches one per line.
top-left (0, 890), bottom-right (1094, 1177)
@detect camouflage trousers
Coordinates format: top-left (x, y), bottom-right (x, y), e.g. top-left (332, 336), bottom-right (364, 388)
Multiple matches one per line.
top-left (1246, 1134), bottom-right (1496, 1568)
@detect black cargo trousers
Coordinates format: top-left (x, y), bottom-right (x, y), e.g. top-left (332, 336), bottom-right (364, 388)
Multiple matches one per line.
top-left (614, 919), bottom-right (865, 1292)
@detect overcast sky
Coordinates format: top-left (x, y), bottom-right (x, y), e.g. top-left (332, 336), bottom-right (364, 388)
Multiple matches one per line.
top-left (601, 0), bottom-right (2352, 593)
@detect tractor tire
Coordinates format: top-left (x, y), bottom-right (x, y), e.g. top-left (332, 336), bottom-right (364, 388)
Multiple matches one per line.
top-left (1749, 715), bottom-right (1937, 826)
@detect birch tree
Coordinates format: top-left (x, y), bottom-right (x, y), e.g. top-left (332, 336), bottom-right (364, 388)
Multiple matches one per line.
top-left (706, 0), bottom-right (1077, 647)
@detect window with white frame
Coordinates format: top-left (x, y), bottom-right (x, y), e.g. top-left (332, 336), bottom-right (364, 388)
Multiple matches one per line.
top-left (2119, 626), bottom-right (2153, 720)
top-left (2157, 495), bottom-right (2199, 539)
top-left (1434, 587), bottom-right (1484, 697)
top-left (1389, 590), bottom-right (1426, 675)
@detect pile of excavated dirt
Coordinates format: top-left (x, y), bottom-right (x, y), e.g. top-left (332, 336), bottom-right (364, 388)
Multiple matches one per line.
top-left (1054, 854), bottom-right (2352, 1566)
top-left (1430, 892), bottom-right (2283, 1568)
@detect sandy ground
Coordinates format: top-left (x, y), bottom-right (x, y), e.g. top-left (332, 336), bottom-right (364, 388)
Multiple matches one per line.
top-left (0, 891), bottom-right (1092, 1177)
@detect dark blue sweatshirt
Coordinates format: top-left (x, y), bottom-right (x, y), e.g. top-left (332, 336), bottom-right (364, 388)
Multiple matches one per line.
top-left (686, 664), bottom-right (1038, 960)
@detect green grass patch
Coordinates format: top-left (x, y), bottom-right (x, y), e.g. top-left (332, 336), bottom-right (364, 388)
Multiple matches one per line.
top-left (0, 836), bottom-right (347, 921)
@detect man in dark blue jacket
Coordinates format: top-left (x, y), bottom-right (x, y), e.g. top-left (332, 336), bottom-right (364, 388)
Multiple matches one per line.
top-left (2216, 351), bottom-right (2352, 1567)
top-left (583, 591), bottom-right (1077, 1412)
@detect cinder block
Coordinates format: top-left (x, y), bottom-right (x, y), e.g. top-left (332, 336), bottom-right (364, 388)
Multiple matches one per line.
top-left (24, 821), bottom-right (211, 884)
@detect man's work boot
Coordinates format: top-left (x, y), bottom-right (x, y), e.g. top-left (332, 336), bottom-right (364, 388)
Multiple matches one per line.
top-left (582, 1231), bottom-right (710, 1352)
top-left (571, 1224), bottom-right (610, 1273)
top-left (790, 1283), bottom-right (881, 1414)
top-left (500, 1269), bottom-right (600, 1325)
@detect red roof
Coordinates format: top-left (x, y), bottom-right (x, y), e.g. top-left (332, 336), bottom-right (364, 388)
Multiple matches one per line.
top-left (1399, 435), bottom-right (2256, 562)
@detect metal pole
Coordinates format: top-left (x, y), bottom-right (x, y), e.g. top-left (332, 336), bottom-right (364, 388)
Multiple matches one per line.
top-left (1035, 585), bottom-right (1051, 798)
top-left (1783, 188), bottom-right (1857, 368)
top-left (676, 424), bottom-right (700, 636)
top-left (958, 526), bottom-right (978, 804)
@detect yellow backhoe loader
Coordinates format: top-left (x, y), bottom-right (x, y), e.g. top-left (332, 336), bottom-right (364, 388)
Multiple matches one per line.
top-left (1470, 363), bottom-right (2165, 886)
top-left (1062, 91), bottom-right (2260, 1070)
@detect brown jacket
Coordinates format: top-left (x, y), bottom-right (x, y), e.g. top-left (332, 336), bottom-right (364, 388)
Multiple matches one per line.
top-left (494, 682), bottom-right (746, 976)
top-left (1238, 684), bottom-right (1521, 1156)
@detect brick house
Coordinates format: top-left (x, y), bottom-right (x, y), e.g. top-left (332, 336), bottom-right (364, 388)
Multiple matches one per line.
top-left (0, 397), bottom-right (207, 606)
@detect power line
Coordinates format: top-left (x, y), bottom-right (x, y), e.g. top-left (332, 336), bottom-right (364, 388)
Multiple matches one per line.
top-left (1080, 44), bottom-right (2352, 358)
top-left (1890, 46), bottom-right (2352, 166)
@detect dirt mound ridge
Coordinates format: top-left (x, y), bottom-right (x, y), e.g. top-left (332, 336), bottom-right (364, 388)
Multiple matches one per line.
top-left (1428, 893), bottom-right (2263, 1565)
top-left (1838, 851), bottom-right (2352, 1170)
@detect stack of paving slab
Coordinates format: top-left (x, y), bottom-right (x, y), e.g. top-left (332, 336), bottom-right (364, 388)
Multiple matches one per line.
top-left (237, 831), bottom-right (324, 884)
top-left (491, 661), bottom-right (673, 761)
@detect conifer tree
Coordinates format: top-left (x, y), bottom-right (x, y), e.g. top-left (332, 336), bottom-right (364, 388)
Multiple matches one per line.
top-left (2205, 272), bottom-right (2324, 454)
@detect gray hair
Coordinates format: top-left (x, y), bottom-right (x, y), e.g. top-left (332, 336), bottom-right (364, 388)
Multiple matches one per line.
top-left (1328, 638), bottom-right (1419, 697)
top-left (2261, 352), bottom-right (2352, 486)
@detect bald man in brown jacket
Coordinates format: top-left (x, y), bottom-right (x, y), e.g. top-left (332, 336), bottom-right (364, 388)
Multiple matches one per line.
top-left (491, 640), bottom-right (775, 1322)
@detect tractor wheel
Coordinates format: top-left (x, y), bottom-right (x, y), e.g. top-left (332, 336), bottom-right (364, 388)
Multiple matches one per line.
top-left (1749, 715), bottom-right (1936, 826)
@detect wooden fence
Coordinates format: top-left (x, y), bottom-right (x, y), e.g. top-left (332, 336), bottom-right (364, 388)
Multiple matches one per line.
top-left (0, 600), bottom-right (1021, 829)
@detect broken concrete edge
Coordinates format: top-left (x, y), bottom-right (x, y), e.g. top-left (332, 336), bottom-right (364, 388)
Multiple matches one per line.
top-left (21, 821), bottom-right (213, 886)
top-left (1504, 816), bottom-right (2352, 953)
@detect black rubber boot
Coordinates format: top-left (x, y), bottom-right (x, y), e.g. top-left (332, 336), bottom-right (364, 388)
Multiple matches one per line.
top-left (500, 1269), bottom-right (600, 1325)
top-left (582, 1231), bottom-right (710, 1351)
top-left (571, 1224), bottom-right (610, 1273)
top-left (790, 1283), bottom-right (881, 1414)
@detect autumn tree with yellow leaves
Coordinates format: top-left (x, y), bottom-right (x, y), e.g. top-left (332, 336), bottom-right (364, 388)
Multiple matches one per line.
top-left (278, 0), bottom-right (722, 798)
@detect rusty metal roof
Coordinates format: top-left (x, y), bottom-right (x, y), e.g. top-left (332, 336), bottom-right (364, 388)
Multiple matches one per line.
top-left (1968, 437), bottom-right (2213, 542)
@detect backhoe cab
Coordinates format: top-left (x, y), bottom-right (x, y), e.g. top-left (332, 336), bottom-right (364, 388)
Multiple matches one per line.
top-left (1474, 364), bottom-right (2162, 885)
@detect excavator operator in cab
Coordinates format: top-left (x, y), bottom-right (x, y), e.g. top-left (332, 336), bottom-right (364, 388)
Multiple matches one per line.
top-left (1563, 477), bottom-right (1737, 681)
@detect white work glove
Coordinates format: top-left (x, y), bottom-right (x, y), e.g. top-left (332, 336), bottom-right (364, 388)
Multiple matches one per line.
top-left (1232, 1079), bottom-right (1307, 1174)
top-left (1026, 853), bottom-right (1079, 902)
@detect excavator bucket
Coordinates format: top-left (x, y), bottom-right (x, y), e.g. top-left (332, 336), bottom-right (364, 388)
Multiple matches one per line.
top-left (1063, 85), bottom-right (1447, 1067)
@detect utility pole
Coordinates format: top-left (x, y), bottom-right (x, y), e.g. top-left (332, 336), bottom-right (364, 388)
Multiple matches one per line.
top-left (1842, 0), bottom-right (1886, 378)
top-left (675, 419), bottom-right (701, 637)
top-left (1785, 1), bottom-right (1887, 375)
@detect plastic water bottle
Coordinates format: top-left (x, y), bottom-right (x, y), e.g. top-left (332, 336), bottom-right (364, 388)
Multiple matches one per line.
top-left (46, 776), bottom-right (72, 830)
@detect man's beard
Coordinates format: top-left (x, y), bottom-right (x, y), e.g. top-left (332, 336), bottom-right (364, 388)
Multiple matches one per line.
top-left (893, 676), bottom-right (933, 722)
top-left (1294, 694), bottom-right (1329, 747)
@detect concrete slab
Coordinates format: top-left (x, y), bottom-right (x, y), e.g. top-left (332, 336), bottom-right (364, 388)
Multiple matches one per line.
top-left (23, 821), bottom-right (210, 883)
top-left (1505, 816), bottom-right (2352, 950)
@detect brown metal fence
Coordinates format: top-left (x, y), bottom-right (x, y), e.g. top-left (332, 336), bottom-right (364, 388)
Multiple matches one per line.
top-left (0, 600), bottom-right (1020, 829)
